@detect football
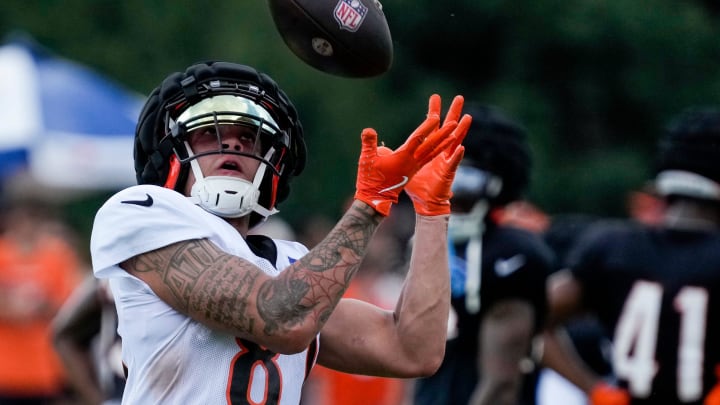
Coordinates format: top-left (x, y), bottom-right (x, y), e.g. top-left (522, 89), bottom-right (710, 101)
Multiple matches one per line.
top-left (267, 0), bottom-right (393, 78)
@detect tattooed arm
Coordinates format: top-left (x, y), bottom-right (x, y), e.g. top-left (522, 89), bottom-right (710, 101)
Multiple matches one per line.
top-left (121, 200), bottom-right (381, 354)
top-left (315, 214), bottom-right (452, 377)
top-left (312, 109), bottom-right (466, 376)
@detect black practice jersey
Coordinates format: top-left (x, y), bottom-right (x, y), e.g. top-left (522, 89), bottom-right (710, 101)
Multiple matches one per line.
top-left (567, 220), bottom-right (720, 405)
top-left (414, 223), bottom-right (554, 405)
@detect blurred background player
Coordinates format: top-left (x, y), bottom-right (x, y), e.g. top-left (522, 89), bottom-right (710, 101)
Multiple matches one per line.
top-left (535, 213), bottom-right (614, 405)
top-left (52, 275), bottom-right (124, 405)
top-left (544, 106), bottom-right (720, 404)
top-left (0, 198), bottom-right (83, 405)
top-left (413, 104), bottom-right (554, 405)
top-left (535, 182), bottom-right (665, 405)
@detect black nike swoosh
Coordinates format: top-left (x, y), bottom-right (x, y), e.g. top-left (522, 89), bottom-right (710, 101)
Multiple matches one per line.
top-left (121, 194), bottom-right (154, 207)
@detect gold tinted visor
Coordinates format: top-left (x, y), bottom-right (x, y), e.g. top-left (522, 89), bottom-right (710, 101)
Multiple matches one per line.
top-left (176, 94), bottom-right (279, 135)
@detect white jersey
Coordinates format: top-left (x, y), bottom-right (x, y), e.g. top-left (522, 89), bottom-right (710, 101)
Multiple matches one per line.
top-left (91, 185), bottom-right (318, 405)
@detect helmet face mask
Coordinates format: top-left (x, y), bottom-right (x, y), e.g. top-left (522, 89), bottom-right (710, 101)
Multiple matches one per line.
top-left (176, 94), bottom-right (283, 139)
top-left (134, 61), bottom-right (307, 226)
top-left (168, 94), bottom-right (289, 178)
top-left (450, 165), bottom-right (503, 213)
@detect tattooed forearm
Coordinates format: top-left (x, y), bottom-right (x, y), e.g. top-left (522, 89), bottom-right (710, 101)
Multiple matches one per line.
top-left (123, 239), bottom-right (261, 334)
top-left (190, 256), bottom-right (259, 333)
top-left (304, 201), bottom-right (379, 274)
top-left (258, 201), bottom-right (380, 335)
top-left (122, 202), bottom-right (382, 340)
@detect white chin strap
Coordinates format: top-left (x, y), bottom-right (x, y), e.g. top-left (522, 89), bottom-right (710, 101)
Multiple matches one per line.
top-left (186, 143), bottom-right (279, 219)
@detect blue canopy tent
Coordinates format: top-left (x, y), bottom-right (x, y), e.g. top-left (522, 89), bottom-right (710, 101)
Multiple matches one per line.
top-left (0, 36), bottom-right (143, 191)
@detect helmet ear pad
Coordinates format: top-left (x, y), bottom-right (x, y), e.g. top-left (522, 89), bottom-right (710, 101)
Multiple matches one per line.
top-left (134, 86), bottom-right (162, 185)
top-left (133, 61), bottom-right (307, 209)
top-left (135, 72), bottom-right (188, 189)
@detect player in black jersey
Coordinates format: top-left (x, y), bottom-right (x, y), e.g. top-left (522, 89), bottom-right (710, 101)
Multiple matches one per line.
top-left (544, 106), bottom-right (720, 405)
top-left (413, 104), bottom-right (555, 405)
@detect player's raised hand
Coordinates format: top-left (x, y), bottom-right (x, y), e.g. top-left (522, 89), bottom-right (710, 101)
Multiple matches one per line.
top-left (405, 104), bottom-right (472, 216)
top-left (354, 94), bottom-right (459, 216)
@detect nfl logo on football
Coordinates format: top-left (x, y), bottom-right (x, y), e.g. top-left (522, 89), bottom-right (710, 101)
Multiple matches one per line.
top-left (334, 0), bottom-right (368, 32)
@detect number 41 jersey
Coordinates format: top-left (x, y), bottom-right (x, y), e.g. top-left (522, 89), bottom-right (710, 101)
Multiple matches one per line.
top-left (567, 220), bottom-right (720, 405)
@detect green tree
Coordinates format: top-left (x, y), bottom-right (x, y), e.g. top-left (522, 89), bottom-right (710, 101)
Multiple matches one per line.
top-left (2, 0), bottom-right (720, 235)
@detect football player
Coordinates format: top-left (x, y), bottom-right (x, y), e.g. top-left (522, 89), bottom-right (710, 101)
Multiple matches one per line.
top-left (52, 275), bottom-right (124, 405)
top-left (90, 61), bottom-right (471, 404)
top-left (413, 104), bottom-right (554, 405)
top-left (544, 106), bottom-right (720, 405)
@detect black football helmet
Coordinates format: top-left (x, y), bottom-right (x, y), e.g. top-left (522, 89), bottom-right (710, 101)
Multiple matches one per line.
top-left (654, 106), bottom-right (720, 201)
top-left (451, 104), bottom-right (531, 210)
top-left (134, 61), bottom-right (306, 226)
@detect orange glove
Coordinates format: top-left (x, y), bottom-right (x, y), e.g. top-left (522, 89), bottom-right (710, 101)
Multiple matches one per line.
top-left (405, 103), bottom-right (472, 216)
top-left (589, 382), bottom-right (630, 405)
top-left (704, 365), bottom-right (720, 405)
top-left (354, 94), bottom-right (459, 216)
top-left (707, 387), bottom-right (720, 405)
